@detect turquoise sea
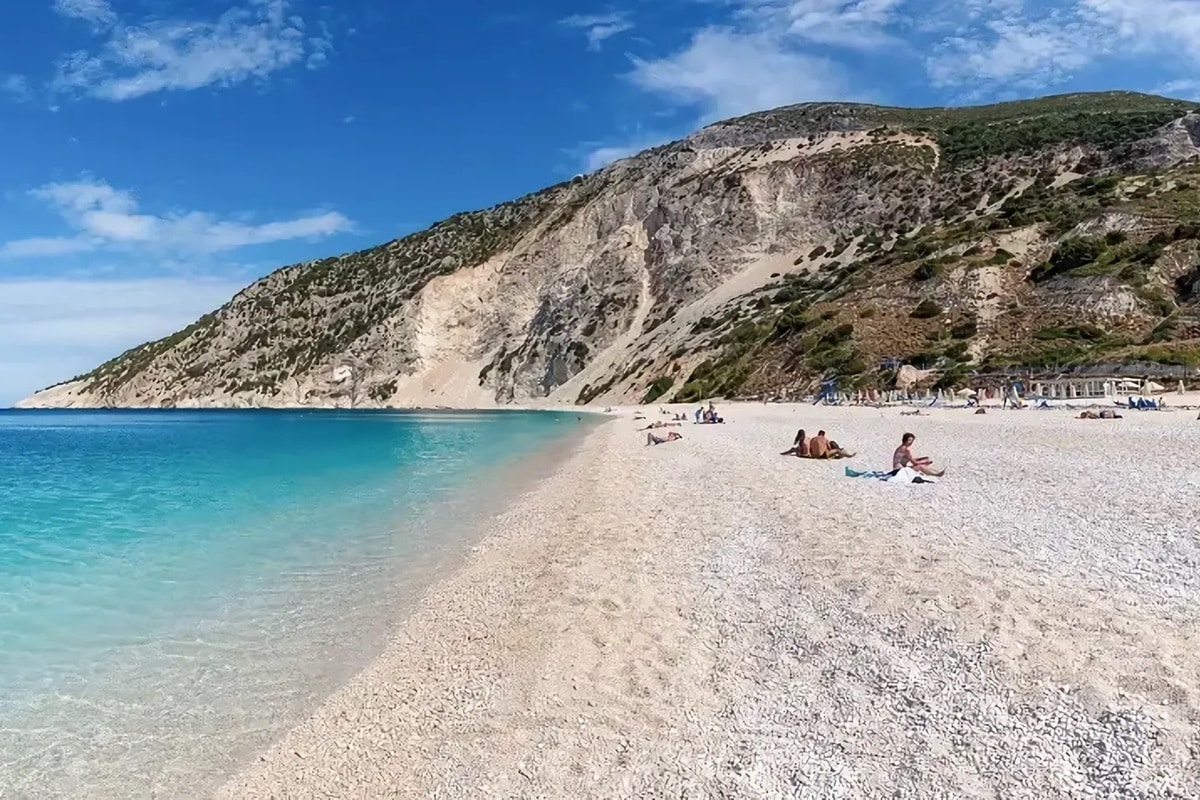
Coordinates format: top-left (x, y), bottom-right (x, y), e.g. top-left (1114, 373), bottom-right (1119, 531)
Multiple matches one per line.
top-left (0, 409), bottom-right (591, 798)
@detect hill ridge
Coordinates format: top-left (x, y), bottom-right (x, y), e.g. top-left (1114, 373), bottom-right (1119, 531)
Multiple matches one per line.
top-left (18, 91), bottom-right (1200, 409)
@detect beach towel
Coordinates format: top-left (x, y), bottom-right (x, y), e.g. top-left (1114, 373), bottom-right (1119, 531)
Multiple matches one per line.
top-left (845, 466), bottom-right (938, 484)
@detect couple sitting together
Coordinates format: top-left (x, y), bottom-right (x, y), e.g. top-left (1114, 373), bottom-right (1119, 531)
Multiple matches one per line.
top-left (781, 429), bottom-right (855, 460)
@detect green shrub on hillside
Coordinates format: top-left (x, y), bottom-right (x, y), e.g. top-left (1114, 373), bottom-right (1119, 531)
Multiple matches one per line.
top-left (911, 261), bottom-right (944, 281)
top-left (1030, 237), bottom-right (1107, 282)
top-left (642, 376), bottom-right (674, 404)
top-left (911, 299), bottom-right (944, 319)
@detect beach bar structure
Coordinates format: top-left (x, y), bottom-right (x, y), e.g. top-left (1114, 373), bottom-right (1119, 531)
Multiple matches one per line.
top-left (1029, 376), bottom-right (1164, 400)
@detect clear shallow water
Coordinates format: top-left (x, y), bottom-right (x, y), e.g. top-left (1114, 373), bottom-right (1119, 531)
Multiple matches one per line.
top-left (0, 409), bottom-right (591, 798)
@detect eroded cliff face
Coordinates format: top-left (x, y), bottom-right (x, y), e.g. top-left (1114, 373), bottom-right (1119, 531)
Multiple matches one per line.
top-left (18, 93), bottom-right (1200, 409)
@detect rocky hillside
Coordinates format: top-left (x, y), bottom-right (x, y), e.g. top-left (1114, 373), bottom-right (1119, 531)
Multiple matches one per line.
top-left (18, 91), bottom-right (1200, 409)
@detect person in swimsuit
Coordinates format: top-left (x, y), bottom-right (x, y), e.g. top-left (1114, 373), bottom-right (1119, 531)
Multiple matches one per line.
top-left (893, 432), bottom-right (944, 477)
top-left (781, 429), bottom-right (809, 456)
top-left (809, 430), bottom-right (831, 459)
top-left (646, 431), bottom-right (683, 446)
top-left (808, 430), bottom-right (855, 459)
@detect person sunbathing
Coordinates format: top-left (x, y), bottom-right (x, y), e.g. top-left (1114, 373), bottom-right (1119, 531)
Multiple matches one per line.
top-left (781, 429), bottom-right (809, 456)
top-left (639, 421), bottom-right (681, 430)
top-left (1078, 410), bottom-right (1123, 419)
top-left (646, 431), bottom-right (683, 446)
top-left (892, 432), bottom-right (944, 477)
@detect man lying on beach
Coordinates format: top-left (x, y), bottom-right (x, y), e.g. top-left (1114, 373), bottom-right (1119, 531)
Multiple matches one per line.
top-left (893, 433), bottom-right (944, 477)
top-left (646, 431), bottom-right (683, 446)
top-left (1078, 410), bottom-right (1123, 419)
top-left (639, 421), bottom-right (682, 431)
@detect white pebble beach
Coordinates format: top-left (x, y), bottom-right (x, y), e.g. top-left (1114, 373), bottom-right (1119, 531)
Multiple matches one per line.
top-left (217, 402), bottom-right (1200, 798)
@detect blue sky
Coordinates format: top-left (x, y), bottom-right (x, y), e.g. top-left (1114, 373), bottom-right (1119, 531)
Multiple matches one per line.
top-left (2, 0), bottom-right (1198, 403)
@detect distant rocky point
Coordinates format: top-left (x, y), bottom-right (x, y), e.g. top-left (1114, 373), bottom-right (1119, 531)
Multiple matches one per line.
top-left (18, 91), bottom-right (1200, 409)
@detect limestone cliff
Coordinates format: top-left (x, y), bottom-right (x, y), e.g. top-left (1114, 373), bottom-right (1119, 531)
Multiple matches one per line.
top-left (17, 91), bottom-right (1200, 409)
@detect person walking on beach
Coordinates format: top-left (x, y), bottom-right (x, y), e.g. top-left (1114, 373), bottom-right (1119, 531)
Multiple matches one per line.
top-left (893, 433), bottom-right (944, 477)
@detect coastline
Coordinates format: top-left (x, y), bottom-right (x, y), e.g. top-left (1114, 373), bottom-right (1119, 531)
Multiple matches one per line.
top-left (219, 402), bottom-right (1200, 798)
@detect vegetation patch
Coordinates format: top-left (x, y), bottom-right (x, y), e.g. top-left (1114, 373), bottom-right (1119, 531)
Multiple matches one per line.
top-left (642, 376), bottom-right (675, 404)
top-left (911, 299), bottom-right (944, 319)
top-left (368, 381), bottom-right (397, 402)
top-left (911, 261), bottom-right (944, 281)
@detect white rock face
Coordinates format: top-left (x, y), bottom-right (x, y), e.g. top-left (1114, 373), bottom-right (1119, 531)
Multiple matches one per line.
top-left (21, 128), bottom-right (935, 410)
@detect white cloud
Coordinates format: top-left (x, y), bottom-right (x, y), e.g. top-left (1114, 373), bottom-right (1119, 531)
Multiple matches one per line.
top-left (306, 23), bottom-right (335, 70)
top-left (0, 236), bottom-right (96, 259)
top-left (0, 277), bottom-right (243, 404)
top-left (1081, 0), bottom-right (1200, 54)
top-left (2, 74), bottom-right (33, 102)
top-left (585, 4), bottom-right (869, 173)
top-left (584, 144), bottom-right (644, 171)
top-left (579, 133), bottom-right (672, 171)
top-left (561, 13), bottom-right (635, 50)
top-left (630, 28), bottom-right (851, 121)
top-left (52, 0), bottom-right (117, 30)
top-left (615, 0), bottom-right (1200, 119)
top-left (924, 0), bottom-right (1200, 91)
top-left (51, 0), bottom-right (326, 101)
top-left (738, 0), bottom-right (906, 48)
top-left (613, 1), bottom-right (889, 131)
top-left (1157, 78), bottom-right (1200, 100)
top-left (33, 180), bottom-right (137, 215)
top-left (1, 179), bottom-right (352, 258)
top-left (926, 17), bottom-right (1098, 90)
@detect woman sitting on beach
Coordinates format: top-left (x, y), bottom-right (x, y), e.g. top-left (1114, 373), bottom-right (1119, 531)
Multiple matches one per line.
top-left (781, 429), bottom-right (809, 456)
top-left (893, 433), bottom-right (944, 477)
top-left (646, 431), bottom-right (683, 446)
